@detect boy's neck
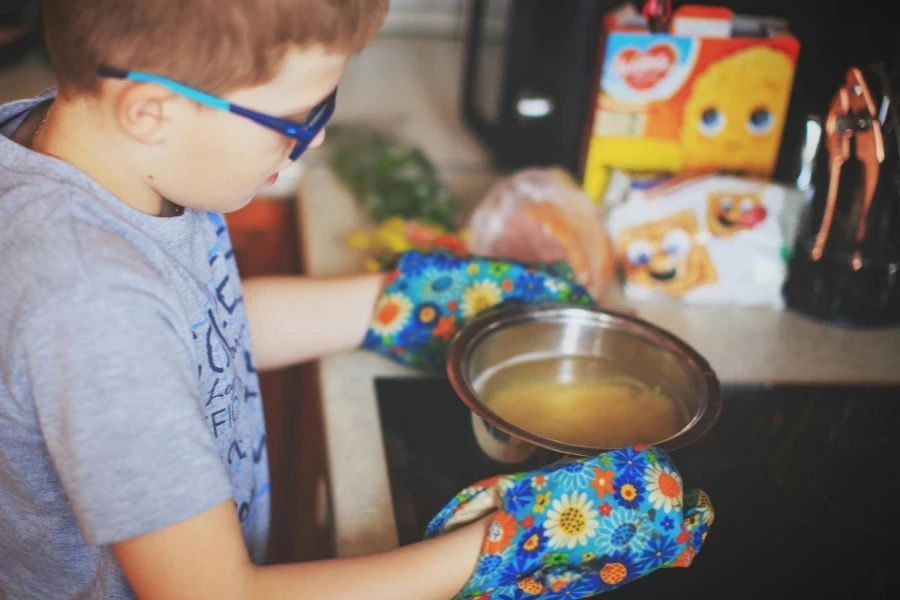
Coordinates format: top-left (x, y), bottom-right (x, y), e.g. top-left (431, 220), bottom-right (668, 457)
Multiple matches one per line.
top-left (30, 97), bottom-right (179, 218)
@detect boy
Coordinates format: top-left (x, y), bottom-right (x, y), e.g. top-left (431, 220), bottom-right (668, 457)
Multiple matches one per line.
top-left (0, 1), bottom-right (506, 598)
top-left (1, 2), bottom-right (711, 598)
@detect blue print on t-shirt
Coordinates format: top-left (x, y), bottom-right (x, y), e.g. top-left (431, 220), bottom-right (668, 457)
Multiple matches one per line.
top-left (191, 213), bottom-right (269, 557)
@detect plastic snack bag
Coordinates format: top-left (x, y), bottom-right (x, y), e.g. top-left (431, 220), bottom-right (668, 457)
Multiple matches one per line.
top-left (466, 167), bottom-right (617, 301)
top-left (605, 174), bottom-right (803, 307)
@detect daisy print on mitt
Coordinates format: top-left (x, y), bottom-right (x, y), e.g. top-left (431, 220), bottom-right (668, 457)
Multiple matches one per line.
top-left (424, 446), bottom-right (714, 600)
top-left (362, 250), bottom-right (593, 372)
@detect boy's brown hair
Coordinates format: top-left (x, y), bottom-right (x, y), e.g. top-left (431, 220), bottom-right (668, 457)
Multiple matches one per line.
top-left (42, 0), bottom-right (389, 95)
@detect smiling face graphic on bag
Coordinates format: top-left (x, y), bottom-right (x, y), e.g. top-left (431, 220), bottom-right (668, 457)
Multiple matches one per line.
top-left (617, 210), bottom-right (718, 296)
top-left (706, 191), bottom-right (768, 237)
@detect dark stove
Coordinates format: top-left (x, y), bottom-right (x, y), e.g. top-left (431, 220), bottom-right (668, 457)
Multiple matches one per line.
top-left (375, 379), bottom-right (900, 599)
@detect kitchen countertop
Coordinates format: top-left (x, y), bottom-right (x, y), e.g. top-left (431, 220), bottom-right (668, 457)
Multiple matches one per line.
top-left (294, 38), bottom-right (900, 559)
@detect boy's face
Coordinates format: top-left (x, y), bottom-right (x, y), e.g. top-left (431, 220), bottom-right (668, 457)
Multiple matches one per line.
top-left (147, 46), bottom-right (348, 213)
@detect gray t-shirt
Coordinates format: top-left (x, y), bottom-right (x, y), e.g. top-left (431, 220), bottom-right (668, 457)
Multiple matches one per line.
top-left (0, 92), bottom-right (270, 599)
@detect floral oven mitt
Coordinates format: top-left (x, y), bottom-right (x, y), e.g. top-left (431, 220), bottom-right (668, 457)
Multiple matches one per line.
top-left (426, 446), bottom-right (714, 600)
top-left (362, 250), bottom-right (594, 372)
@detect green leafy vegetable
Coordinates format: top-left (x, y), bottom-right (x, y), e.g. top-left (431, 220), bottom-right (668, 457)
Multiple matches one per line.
top-left (327, 124), bottom-right (460, 231)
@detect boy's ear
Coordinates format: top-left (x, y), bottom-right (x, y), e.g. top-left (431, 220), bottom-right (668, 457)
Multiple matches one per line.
top-left (114, 83), bottom-right (180, 145)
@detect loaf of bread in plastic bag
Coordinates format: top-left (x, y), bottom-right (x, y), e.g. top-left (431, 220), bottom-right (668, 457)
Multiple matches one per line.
top-left (466, 167), bottom-right (616, 300)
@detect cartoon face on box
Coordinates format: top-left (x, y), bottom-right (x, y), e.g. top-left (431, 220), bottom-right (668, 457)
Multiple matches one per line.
top-left (616, 209), bottom-right (718, 296)
top-left (681, 46), bottom-right (795, 176)
top-left (592, 33), bottom-right (798, 179)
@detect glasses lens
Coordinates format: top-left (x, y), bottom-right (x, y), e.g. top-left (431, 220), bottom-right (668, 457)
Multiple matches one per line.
top-left (288, 91), bottom-right (336, 161)
top-left (306, 90), bottom-right (336, 128)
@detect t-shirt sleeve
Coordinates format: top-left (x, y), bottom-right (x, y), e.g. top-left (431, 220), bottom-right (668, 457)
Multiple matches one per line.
top-left (21, 276), bottom-right (233, 546)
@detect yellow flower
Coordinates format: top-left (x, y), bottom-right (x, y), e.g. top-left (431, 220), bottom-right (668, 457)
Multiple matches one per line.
top-left (364, 258), bottom-right (383, 273)
top-left (348, 231), bottom-right (372, 249)
top-left (372, 217), bottom-right (413, 253)
top-left (467, 263), bottom-right (480, 276)
top-left (460, 279), bottom-right (502, 317)
top-left (382, 216), bottom-right (407, 233)
top-left (370, 293), bottom-right (413, 336)
top-left (544, 492), bottom-right (600, 549)
top-left (379, 231), bottom-right (412, 253)
top-left (534, 492), bottom-right (551, 514)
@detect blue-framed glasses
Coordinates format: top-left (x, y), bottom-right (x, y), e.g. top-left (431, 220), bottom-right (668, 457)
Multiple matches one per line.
top-left (96, 66), bottom-right (336, 161)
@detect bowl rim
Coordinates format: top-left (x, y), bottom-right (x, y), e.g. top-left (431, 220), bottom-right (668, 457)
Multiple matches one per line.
top-left (446, 303), bottom-right (723, 456)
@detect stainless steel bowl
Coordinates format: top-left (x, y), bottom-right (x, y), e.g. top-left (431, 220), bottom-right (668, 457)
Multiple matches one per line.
top-left (447, 304), bottom-right (722, 458)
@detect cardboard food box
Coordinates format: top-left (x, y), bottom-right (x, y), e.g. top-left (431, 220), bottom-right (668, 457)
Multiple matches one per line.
top-left (583, 4), bottom-right (800, 202)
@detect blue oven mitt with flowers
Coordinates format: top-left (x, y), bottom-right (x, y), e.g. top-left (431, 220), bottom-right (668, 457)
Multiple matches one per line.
top-left (425, 446), bottom-right (714, 600)
top-left (362, 249), bottom-right (594, 372)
